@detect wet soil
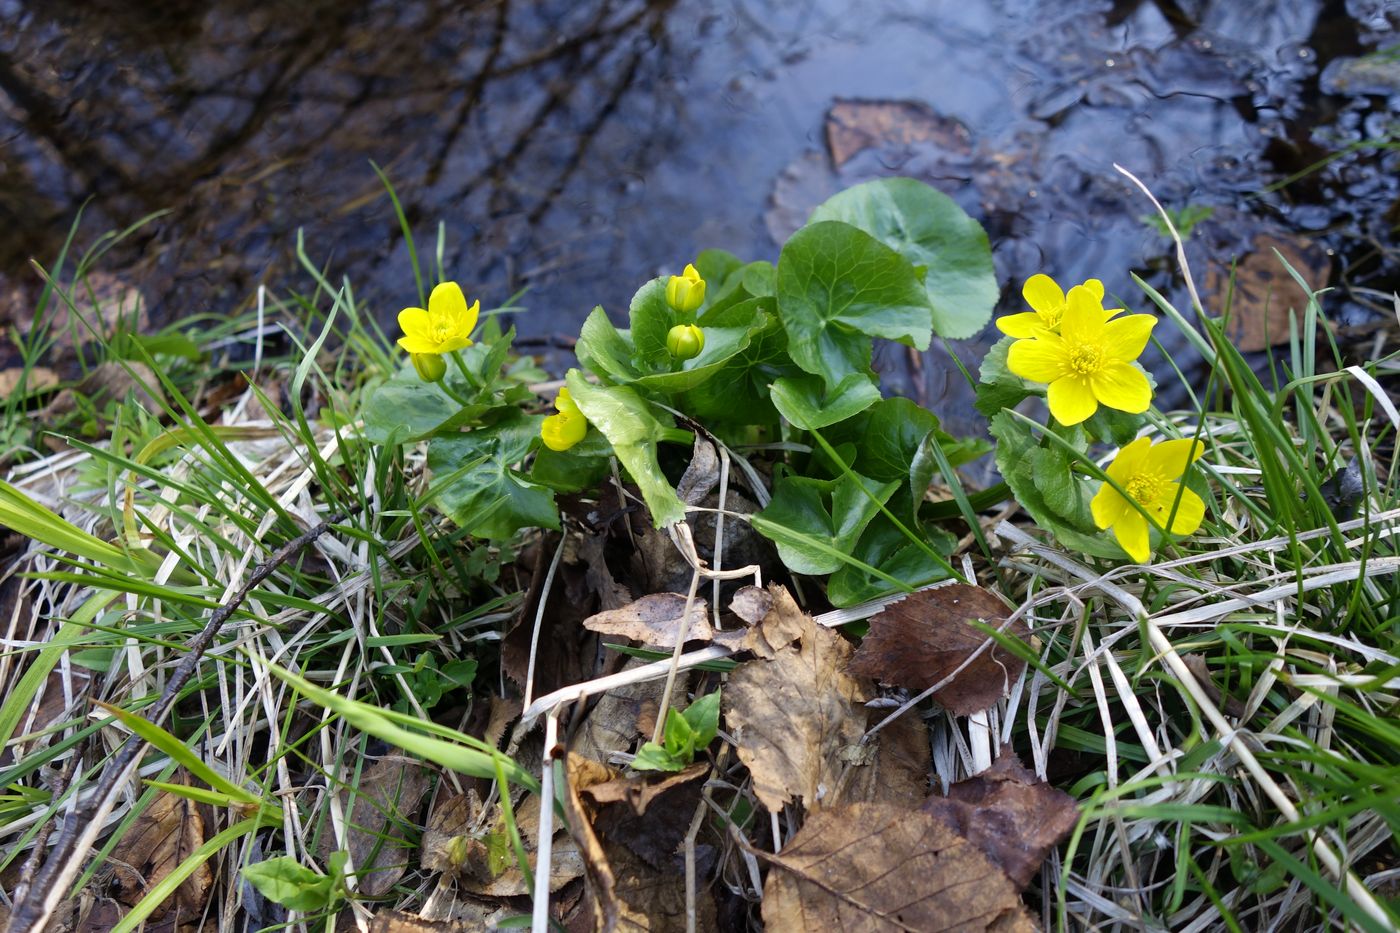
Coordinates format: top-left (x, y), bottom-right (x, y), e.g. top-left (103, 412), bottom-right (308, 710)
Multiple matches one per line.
top-left (0, 0), bottom-right (1397, 428)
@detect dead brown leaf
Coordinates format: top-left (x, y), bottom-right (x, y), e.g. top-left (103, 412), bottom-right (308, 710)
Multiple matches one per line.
top-left (421, 791), bottom-right (494, 880)
top-left (921, 753), bottom-right (1079, 890)
top-left (578, 531), bottom-right (633, 612)
top-left (1181, 654), bottom-right (1248, 719)
top-left (583, 593), bottom-right (713, 648)
top-left (456, 791), bottom-right (585, 898)
top-left (563, 753), bottom-right (622, 932)
top-left (319, 755), bottom-right (429, 897)
top-left (762, 802), bottom-right (1037, 932)
top-left (0, 366), bottom-right (58, 398)
top-left (1204, 230), bottom-right (1330, 352)
top-left (836, 711), bottom-right (931, 809)
top-left (109, 778), bottom-right (212, 922)
top-left (582, 762), bottom-right (709, 869)
top-left (740, 583), bottom-right (808, 660)
top-left (726, 586), bottom-right (872, 811)
top-left (847, 584), bottom-right (1028, 716)
top-left (40, 361), bottom-right (166, 426)
top-left (728, 585), bottom-right (773, 626)
top-left (826, 98), bottom-right (973, 169)
top-left (575, 658), bottom-right (690, 763)
top-left (12, 272), bottom-right (148, 352)
top-left (368, 911), bottom-right (472, 932)
top-left (675, 436), bottom-right (720, 506)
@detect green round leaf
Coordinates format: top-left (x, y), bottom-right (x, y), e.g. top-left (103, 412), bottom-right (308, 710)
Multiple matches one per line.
top-left (810, 177), bottom-right (997, 339)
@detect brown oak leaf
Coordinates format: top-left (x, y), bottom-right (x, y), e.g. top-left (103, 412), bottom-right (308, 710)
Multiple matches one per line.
top-left (848, 584), bottom-right (1028, 716)
top-left (922, 753), bottom-right (1080, 889)
top-left (762, 801), bottom-right (1037, 932)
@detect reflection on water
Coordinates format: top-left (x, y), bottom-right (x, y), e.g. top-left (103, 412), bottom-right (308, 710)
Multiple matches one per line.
top-left (0, 0), bottom-right (1396, 412)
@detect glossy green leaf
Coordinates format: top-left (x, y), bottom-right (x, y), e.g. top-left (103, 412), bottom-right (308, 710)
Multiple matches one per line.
top-left (776, 220), bottom-right (931, 387)
top-left (682, 313), bottom-right (792, 423)
top-left (628, 277), bottom-right (674, 370)
top-left (427, 411), bottom-right (559, 540)
top-left (576, 307), bottom-right (641, 384)
top-left (362, 363), bottom-right (490, 444)
top-left (752, 471), bottom-right (898, 575)
top-left (565, 372), bottom-right (687, 527)
top-left (809, 177), bottom-right (997, 339)
top-left (770, 373), bottom-right (881, 431)
top-left (974, 335), bottom-right (1036, 419)
top-left (827, 514), bottom-right (955, 607)
top-left (681, 689), bottom-right (721, 747)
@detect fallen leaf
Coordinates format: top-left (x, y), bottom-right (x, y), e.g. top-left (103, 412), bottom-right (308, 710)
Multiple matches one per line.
top-left (368, 911), bottom-right (472, 932)
top-left (847, 584), bottom-right (1027, 716)
top-left (582, 762), bottom-right (709, 868)
top-left (609, 834), bottom-right (715, 932)
top-left (457, 791), bottom-right (584, 897)
top-left (41, 361), bottom-right (167, 426)
top-left (480, 695), bottom-right (522, 752)
top-left (740, 583), bottom-right (808, 660)
top-left (319, 755), bottom-right (429, 897)
top-left (563, 753), bottom-right (622, 932)
top-left (728, 585), bottom-right (773, 626)
top-left (675, 436), bottom-right (720, 506)
top-left (578, 531), bottom-right (633, 612)
top-left (109, 777), bottom-right (212, 922)
top-left (583, 593), bottom-right (713, 648)
top-left (421, 791), bottom-right (494, 880)
top-left (726, 586), bottom-right (872, 811)
top-left (762, 801), bottom-right (1036, 931)
top-left (0, 366), bottom-right (58, 397)
top-left (1180, 655), bottom-right (1248, 720)
top-left (921, 753), bottom-right (1080, 890)
top-left (836, 711), bottom-right (931, 809)
top-left (1204, 230), bottom-right (1330, 352)
top-left (574, 658), bottom-right (689, 763)
top-left (826, 98), bottom-right (974, 169)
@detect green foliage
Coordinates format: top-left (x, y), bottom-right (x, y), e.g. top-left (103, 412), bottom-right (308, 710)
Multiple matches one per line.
top-left (243, 852), bottom-right (345, 914)
top-left (809, 177), bottom-right (998, 339)
top-left (632, 690), bottom-right (721, 772)
top-left (1142, 203), bottom-right (1214, 240)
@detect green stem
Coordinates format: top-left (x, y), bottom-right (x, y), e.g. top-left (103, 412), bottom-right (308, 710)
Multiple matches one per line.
top-left (808, 428), bottom-right (965, 584)
top-left (448, 349), bottom-right (482, 391)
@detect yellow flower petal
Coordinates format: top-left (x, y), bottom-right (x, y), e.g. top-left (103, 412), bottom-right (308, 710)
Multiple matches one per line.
top-left (398, 334), bottom-right (443, 354)
top-left (1047, 375), bottom-right (1098, 425)
top-left (1060, 284), bottom-right (1107, 345)
top-left (540, 412), bottom-right (587, 451)
top-left (1105, 436), bottom-right (1154, 484)
top-left (1102, 313), bottom-right (1157, 362)
top-left (1090, 362), bottom-right (1151, 414)
top-left (398, 307), bottom-right (430, 339)
top-left (1145, 438), bottom-right (1204, 480)
top-left (1149, 485), bottom-right (1205, 535)
top-left (995, 312), bottom-right (1047, 338)
top-left (1081, 278), bottom-right (1105, 301)
top-left (1113, 510), bottom-right (1151, 563)
top-left (1022, 274), bottom-right (1065, 316)
top-left (462, 299), bottom-right (481, 337)
top-left (429, 281), bottom-right (469, 321)
top-left (1091, 482), bottom-right (1128, 530)
top-left (1006, 334), bottom-right (1068, 382)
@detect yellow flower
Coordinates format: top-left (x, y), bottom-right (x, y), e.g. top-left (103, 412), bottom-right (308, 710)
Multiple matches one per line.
top-left (397, 282), bottom-right (480, 355)
top-left (665, 264), bottom-right (706, 314)
top-left (1091, 436), bottom-right (1206, 563)
top-left (540, 388), bottom-right (587, 452)
top-left (1006, 284), bottom-right (1156, 425)
top-left (666, 323), bottom-right (704, 360)
top-left (997, 274), bottom-right (1122, 337)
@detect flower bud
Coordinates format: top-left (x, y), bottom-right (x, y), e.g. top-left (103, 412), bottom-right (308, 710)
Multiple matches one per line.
top-left (665, 264), bottom-right (706, 314)
top-left (666, 324), bottom-right (705, 361)
top-left (411, 352), bottom-right (447, 383)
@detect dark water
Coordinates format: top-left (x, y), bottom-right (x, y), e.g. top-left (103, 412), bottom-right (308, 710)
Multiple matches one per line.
top-left (1, 0), bottom-right (1397, 427)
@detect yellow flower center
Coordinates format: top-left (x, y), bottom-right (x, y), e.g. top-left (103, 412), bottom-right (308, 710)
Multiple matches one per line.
top-left (1068, 344), bottom-right (1104, 375)
top-left (1039, 305), bottom-right (1065, 328)
top-left (433, 320), bottom-right (455, 344)
top-left (1125, 473), bottom-right (1163, 504)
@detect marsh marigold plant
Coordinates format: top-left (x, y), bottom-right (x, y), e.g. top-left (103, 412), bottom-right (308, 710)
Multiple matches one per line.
top-left (397, 281), bottom-right (480, 356)
top-left (1005, 281), bottom-right (1156, 425)
top-left (1091, 436), bottom-right (1206, 562)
